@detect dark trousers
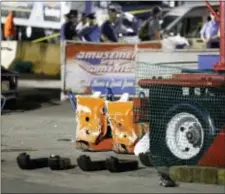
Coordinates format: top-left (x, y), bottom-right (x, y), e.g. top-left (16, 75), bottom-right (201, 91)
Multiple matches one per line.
top-left (211, 42), bottom-right (220, 49)
top-left (207, 41), bottom-right (220, 49)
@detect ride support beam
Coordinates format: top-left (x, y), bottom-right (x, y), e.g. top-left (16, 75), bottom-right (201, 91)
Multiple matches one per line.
top-left (205, 0), bottom-right (225, 71)
top-left (217, 0), bottom-right (225, 71)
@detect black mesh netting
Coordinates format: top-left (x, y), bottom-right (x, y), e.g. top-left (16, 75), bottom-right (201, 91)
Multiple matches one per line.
top-left (134, 61), bottom-right (225, 168)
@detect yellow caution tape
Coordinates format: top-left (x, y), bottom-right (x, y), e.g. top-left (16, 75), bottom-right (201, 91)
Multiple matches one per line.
top-left (129, 8), bottom-right (152, 15)
top-left (32, 33), bottom-right (60, 43)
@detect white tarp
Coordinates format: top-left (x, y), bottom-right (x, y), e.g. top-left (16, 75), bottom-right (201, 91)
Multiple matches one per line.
top-left (1, 41), bottom-right (18, 69)
top-left (134, 133), bottom-right (150, 156)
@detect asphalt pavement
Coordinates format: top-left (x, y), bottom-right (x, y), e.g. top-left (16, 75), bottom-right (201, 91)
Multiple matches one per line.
top-left (1, 89), bottom-right (225, 193)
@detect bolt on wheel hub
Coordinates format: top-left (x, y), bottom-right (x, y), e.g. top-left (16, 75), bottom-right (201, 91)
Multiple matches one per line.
top-left (186, 125), bottom-right (202, 147)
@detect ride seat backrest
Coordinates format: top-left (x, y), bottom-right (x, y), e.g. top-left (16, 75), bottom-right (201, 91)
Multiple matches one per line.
top-left (75, 96), bottom-right (107, 144)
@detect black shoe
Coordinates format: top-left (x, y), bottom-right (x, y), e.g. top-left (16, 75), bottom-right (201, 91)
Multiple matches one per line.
top-left (159, 174), bottom-right (177, 187)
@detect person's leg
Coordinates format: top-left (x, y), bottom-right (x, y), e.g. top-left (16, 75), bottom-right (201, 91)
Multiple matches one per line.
top-left (149, 154), bottom-right (177, 187)
top-left (157, 166), bottom-right (177, 187)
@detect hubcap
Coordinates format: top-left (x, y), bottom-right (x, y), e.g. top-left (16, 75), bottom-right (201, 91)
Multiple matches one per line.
top-left (166, 112), bottom-right (204, 160)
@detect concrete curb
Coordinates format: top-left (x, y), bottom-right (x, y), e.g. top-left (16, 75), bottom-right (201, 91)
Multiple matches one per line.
top-left (218, 169), bottom-right (225, 185)
top-left (169, 166), bottom-right (225, 185)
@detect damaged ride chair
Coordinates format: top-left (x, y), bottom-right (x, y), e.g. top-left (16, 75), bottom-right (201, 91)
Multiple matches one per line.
top-left (107, 93), bottom-right (149, 154)
top-left (68, 91), bottom-right (113, 152)
top-left (132, 91), bottom-right (152, 166)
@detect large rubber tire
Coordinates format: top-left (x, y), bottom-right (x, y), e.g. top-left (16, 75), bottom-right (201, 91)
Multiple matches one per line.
top-left (149, 103), bottom-right (216, 167)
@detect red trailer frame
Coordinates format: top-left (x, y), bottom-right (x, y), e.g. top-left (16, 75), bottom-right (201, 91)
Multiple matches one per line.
top-left (205, 0), bottom-right (225, 71)
top-left (137, 0), bottom-right (225, 168)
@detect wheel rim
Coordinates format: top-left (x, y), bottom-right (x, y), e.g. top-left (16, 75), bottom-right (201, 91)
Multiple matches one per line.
top-left (166, 112), bottom-right (204, 160)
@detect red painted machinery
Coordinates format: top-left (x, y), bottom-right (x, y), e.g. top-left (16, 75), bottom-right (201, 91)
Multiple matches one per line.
top-left (138, 1), bottom-right (225, 168)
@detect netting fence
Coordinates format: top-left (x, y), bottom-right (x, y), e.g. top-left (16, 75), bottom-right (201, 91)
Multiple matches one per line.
top-left (135, 61), bottom-right (198, 97)
top-left (133, 61), bottom-right (197, 123)
top-left (134, 61), bottom-right (225, 168)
